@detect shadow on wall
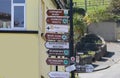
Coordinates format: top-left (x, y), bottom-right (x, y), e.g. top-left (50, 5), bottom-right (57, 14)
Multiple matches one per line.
top-left (41, 75), bottom-right (44, 78)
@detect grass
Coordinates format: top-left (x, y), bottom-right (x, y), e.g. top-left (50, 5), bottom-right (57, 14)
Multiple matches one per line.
top-left (73, 0), bottom-right (111, 12)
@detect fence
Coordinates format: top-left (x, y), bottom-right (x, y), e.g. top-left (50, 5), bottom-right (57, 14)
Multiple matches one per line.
top-left (73, 0), bottom-right (111, 11)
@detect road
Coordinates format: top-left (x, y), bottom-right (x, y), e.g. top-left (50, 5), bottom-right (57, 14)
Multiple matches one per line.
top-left (79, 61), bottom-right (120, 78)
top-left (79, 42), bottom-right (120, 78)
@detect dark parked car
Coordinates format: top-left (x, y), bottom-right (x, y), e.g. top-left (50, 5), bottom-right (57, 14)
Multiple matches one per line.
top-left (75, 34), bottom-right (107, 64)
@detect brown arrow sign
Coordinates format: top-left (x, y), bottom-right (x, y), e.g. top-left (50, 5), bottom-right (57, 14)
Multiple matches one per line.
top-left (46, 17), bottom-right (68, 25)
top-left (45, 33), bottom-right (68, 41)
top-left (46, 58), bottom-right (69, 66)
top-left (47, 49), bottom-right (69, 56)
top-left (47, 9), bottom-right (68, 16)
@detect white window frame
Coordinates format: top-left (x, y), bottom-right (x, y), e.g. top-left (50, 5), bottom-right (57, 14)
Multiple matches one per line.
top-left (0, 0), bottom-right (26, 30)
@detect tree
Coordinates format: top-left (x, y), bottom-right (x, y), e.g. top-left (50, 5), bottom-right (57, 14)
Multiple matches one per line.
top-left (107, 0), bottom-right (120, 15)
top-left (104, 0), bottom-right (120, 22)
top-left (73, 12), bottom-right (87, 43)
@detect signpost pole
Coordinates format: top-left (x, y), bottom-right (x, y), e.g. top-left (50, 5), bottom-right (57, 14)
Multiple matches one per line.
top-left (56, 56), bottom-right (58, 71)
top-left (69, 0), bottom-right (75, 78)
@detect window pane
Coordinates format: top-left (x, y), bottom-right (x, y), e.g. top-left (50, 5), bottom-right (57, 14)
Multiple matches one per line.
top-left (0, 0), bottom-right (11, 28)
top-left (14, 6), bottom-right (24, 27)
top-left (13, 0), bottom-right (25, 3)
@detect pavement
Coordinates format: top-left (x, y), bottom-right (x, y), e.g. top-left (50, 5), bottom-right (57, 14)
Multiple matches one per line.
top-left (92, 41), bottom-right (120, 71)
top-left (77, 41), bottom-right (120, 78)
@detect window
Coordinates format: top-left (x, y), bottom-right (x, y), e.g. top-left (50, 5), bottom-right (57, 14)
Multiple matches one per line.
top-left (14, 6), bottom-right (24, 27)
top-left (0, 0), bottom-right (25, 30)
top-left (13, 0), bottom-right (25, 3)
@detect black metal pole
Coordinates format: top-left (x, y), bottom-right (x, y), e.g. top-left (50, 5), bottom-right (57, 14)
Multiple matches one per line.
top-left (56, 56), bottom-right (58, 71)
top-left (69, 0), bottom-right (75, 78)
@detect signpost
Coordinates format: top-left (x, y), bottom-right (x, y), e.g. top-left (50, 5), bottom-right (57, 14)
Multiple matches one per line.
top-left (46, 58), bottom-right (69, 65)
top-left (47, 9), bottom-right (68, 16)
top-left (45, 33), bottom-right (68, 41)
top-left (45, 9), bottom-right (71, 76)
top-left (69, 0), bottom-right (75, 78)
top-left (45, 42), bottom-right (69, 49)
top-left (46, 24), bottom-right (69, 33)
top-left (47, 49), bottom-right (69, 56)
top-left (48, 71), bottom-right (70, 78)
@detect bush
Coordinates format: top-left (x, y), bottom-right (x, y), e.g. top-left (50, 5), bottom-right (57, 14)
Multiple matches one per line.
top-left (87, 8), bottom-right (116, 22)
top-left (73, 13), bottom-right (87, 43)
top-left (86, 0), bottom-right (120, 23)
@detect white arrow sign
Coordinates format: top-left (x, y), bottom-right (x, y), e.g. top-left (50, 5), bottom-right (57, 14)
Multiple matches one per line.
top-left (48, 71), bottom-right (70, 78)
top-left (65, 64), bottom-right (76, 72)
top-left (45, 42), bottom-right (69, 49)
top-left (46, 24), bottom-right (69, 33)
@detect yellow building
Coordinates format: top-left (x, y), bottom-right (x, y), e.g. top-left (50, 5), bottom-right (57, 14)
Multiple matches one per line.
top-left (0, 0), bottom-right (67, 78)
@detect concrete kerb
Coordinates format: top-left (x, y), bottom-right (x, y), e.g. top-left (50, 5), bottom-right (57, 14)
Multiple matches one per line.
top-left (93, 52), bottom-right (120, 72)
top-left (93, 66), bottom-right (110, 72)
top-left (76, 42), bottom-right (120, 73)
top-left (92, 42), bottom-right (120, 72)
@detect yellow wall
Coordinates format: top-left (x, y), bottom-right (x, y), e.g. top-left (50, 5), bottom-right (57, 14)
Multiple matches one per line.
top-left (44, 0), bottom-right (57, 9)
top-left (26, 0), bottom-right (39, 30)
top-left (0, 33), bottom-right (39, 78)
top-left (39, 0), bottom-right (59, 78)
top-left (0, 0), bottom-right (58, 78)
top-left (26, 0), bottom-right (57, 31)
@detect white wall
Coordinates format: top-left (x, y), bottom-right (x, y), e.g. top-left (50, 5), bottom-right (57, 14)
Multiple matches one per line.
top-left (88, 22), bottom-right (117, 41)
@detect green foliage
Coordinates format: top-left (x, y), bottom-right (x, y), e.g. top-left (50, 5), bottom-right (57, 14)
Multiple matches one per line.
top-left (88, 8), bottom-right (105, 22)
top-left (106, 0), bottom-right (120, 22)
top-left (87, 7), bottom-right (120, 23)
top-left (107, 0), bottom-right (120, 15)
top-left (88, 51), bottom-right (95, 57)
top-left (73, 0), bottom-right (111, 12)
top-left (73, 7), bottom-right (86, 16)
top-left (85, 0), bottom-right (120, 23)
top-left (73, 13), bottom-right (87, 43)
top-left (95, 40), bottom-right (102, 44)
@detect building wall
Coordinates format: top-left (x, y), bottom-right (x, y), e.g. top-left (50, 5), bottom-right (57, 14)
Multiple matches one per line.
top-left (116, 23), bottom-right (120, 40)
top-left (0, 0), bottom-right (58, 78)
top-left (39, 0), bottom-right (61, 78)
top-left (26, 0), bottom-right (57, 31)
top-left (26, 0), bottom-right (39, 30)
top-left (0, 33), bottom-right (39, 78)
top-left (88, 22), bottom-right (117, 41)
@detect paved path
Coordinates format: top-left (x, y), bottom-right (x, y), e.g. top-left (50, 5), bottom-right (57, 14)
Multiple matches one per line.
top-left (78, 60), bottom-right (120, 78)
top-left (78, 42), bottom-right (120, 78)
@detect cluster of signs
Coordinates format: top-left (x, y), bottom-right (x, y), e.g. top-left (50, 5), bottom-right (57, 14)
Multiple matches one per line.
top-left (45, 9), bottom-right (70, 66)
top-left (45, 9), bottom-right (71, 78)
top-left (45, 9), bottom-right (94, 78)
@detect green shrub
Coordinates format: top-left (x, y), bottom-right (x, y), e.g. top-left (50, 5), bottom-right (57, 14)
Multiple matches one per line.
top-left (73, 13), bottom-right (87, 43)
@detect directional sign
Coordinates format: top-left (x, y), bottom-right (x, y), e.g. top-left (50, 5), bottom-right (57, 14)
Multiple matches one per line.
top-left (47, 49), bottom-right (69, 56)
top-left (47, 9), bottom-right (68, 16)
top-left (46, 24), bottom-right (69, 33)
top-left (45, 33), bottom-right (68, 41)
top-left (48, 71), bottom-right (70, 78)
top-left (46, 58), bottom-right (69, 65)
top-left (85, 64), bottom-right (94, 73)
top-left (45, 42), bottom-right (69, 49)
top-left (65, 64), bottom-right (76, 72)
top-left (75, 64), bottom-right (94, 73)
top-left (46, 17), bottom-right (68, 25)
